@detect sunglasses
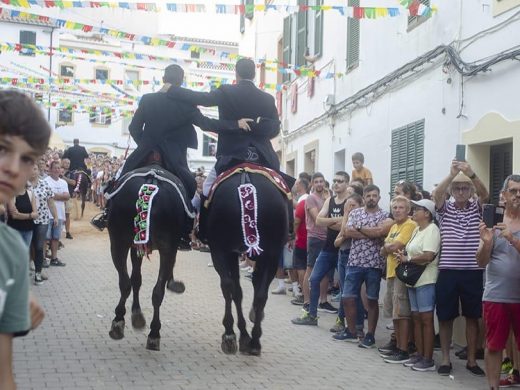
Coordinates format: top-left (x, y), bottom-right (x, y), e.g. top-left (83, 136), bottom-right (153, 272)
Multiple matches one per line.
top-left (507, 188), bottom-right (520, 196)
top-left (333, 179), bottom-right (346, 184)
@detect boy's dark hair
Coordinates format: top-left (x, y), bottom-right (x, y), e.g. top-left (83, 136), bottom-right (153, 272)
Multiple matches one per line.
top-left (363, 184), bottom-right (380, 195)
top-left (298, 172), bottom-right (311, 182)
top-left (49, 160), bottom-right (60, 170)
top-left (236, 58), bottom-right (256, 80)
top-left (335, 171), bottom-right (350, 183)
top-left (163, 64), bottom-right (184, 86)
top-left (311, 172), bottom-right (324, 182)
top-left (0, 90), bottom-right (51, 155)
top-left (348, 184), bottom-right (364, 197)
top-left (352, 152), bottom-right (365, 163)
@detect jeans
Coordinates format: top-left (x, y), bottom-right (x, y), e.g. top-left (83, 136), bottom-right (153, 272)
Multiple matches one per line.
top-left (32, 223), bottom-right (48, 273)
top-left (338, 250), bottom-right (365, 329)
top-left (18, 229), bottom-right (33, 248)
top-left (309, 250), bottom-right (339, 317)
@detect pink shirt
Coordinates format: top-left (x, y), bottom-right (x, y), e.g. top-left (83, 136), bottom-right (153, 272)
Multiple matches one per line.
top-left (305, 193), bottom-right (327, 241)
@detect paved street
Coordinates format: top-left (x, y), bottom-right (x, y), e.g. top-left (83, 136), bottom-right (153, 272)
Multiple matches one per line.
top-left (14, 209), bottom-right (487, 390)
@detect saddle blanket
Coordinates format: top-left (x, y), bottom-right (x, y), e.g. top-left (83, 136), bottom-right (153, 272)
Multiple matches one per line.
top-left (206, 163), bottom-right (292, 207)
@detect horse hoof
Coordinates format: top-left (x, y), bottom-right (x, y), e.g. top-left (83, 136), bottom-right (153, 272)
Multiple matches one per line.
top-left (248, 347), bottom-right (261, 356)
top-left (221, 334), bottom-right (237, 355)
top-left (239, 335), bottom-right (252, 353)
top-left (167, 280), bottom-right (185, 294)
top-left (146, 336), bottom-right (160, 351)
top-left (109, 320), bottom-right (125, 340)
top-left (248, 307), bottom-right (264, 323)
top-left (131, 311), bottom-right (146, 330)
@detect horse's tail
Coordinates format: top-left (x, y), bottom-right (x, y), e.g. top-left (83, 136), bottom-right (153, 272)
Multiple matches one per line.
top-left (237, 183), bottom-right (263, 257)
top-left (132, 183), bottom-right (160, 257)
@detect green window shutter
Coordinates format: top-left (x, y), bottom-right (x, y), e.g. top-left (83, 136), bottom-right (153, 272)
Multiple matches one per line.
top-left (314, 0), bottom-right (323, 57)
top-left (239, 0), bottom-right (245, 33)
top-left (296, 0), bottom-right (308, 67)
top-left (346, 0), bottom-right (360, 71)
top-left (245, 0), bottom-right (254, 20)
top-left (282, 15), bottom-right (292, 83)
top-left (390, 119), bottom-right (425, 190)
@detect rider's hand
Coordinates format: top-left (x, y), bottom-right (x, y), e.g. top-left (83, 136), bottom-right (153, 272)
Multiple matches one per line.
top-left (237, 118), bottom-right (254, 132)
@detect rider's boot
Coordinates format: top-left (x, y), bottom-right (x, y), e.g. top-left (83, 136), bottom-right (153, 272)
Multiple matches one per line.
top-left (90, 180), bottom-right (115, 231)
top-left (196, 194), bottom-right (209, 245)
top-left (178, 215), bottom-right (193, 251)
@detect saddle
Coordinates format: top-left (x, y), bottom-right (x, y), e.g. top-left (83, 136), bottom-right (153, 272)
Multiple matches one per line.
top-left (205, 162), bottom-right (292, 208)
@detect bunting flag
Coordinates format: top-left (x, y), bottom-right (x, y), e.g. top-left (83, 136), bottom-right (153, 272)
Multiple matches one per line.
top-left (0, 1), bottom-right (435, 18)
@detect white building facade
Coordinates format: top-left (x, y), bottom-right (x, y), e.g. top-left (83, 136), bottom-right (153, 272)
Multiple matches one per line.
top-left (240, 0), bottom-right (520, 206)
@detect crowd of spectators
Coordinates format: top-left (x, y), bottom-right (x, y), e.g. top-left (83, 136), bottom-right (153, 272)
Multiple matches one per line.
top-left (257, 151), bottom-right (519, 389)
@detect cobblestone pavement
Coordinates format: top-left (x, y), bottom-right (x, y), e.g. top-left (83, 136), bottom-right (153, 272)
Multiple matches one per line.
top-left (14, 225), bottom-right (488, 389)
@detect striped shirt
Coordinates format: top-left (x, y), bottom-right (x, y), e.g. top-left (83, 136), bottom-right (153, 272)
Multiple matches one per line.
top-left (437, 199), bottom-right (482, 270)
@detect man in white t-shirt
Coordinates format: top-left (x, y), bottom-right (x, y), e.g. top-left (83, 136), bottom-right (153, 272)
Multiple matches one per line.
top-left (44, 161), bottom-right (70, 266)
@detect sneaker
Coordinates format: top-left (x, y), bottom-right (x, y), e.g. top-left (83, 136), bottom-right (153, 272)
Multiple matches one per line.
top-left (271, 287), bottom-right (286, 295)
top-left (499, 373), bottom-right (520, 388)
top-left (50, 258), bottom-right (66, 267)
top-left (317, 301), bottom-right (338, 314)
top-left (66, 232), bottom-right (73, 239)
top-left (466, 364), bottom-right (485, 377)
top-left (502, 358), bottom-right (514, 375)
top-left (412, 358), bottom-right (436, 372)
top-left (332, 329), bottom-right (359, 342)
top-left (329, 317), bottom-right (344, 333)
top-left (437, 363), bottom-right (452, 376)
top-left (359, 333), bottom-right (376, 349)
top-left (302, 303), bottom-right (310, 313)
top-left (42, 259), bottom-right (50, 268)
top-left (404, 354), bottom-right (423, 367)
top-left (378, 339), bottom-right (397, 354)
top-left (291, 312), bottom-right (318, 326)
top-left (34, 273), bottom-right (44, 285)
top-left (90, 214), bottom-right (106, 231)
top-left (385, 322), bottom-right (395, 330)
top-left (384, 350), bottom-right (410, 364)
top-left (331, 292), bottom-right (341, 302)
top-left (291, 295), bottom-right (305, 306)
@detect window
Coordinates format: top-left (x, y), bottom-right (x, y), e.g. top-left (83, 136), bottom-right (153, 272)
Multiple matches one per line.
top-left (60, 64), bottom-right (75, 78)
top-left (489, 143), bottom-right (513, 205)
top-left (282, 16), bottom-right (292, 83)
top-left (313, 0), bottom-right (324, 58)
top-left (295, 0), bottom-right (308, 67)
top-left (89, 107), bottom-right (112, 126)
top-left (124, 70), bottom-right (139, 91)
top-left (58, 109), bottom-right (73, 125)
top-left (390, 119), bottom-right (425, 190)
top-left (346, 0), bottom-right (360, 71)
top-left (202, 134), bottom-right (217, 157)
top-left (19, 30), bottom-right (36, 56)
top-left (408, 0), bottom-right (431, 30)
top-left (95, 68), bottom-right (109, 81)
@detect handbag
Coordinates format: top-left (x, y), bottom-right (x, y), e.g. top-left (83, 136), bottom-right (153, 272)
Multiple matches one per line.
top-left (395, 262), bottom-right (426, 286)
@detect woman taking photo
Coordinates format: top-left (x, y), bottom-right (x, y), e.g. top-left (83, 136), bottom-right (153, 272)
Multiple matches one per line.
top-left (396, 199), bottom-right (441, 372)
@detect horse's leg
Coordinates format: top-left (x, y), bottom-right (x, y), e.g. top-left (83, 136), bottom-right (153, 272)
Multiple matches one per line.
top-left (146, 247), bottom-right (176, 351)
top-left (80, 188), bottom-right (86, 218)
top-left (109, 241), bottom-right (131, 340)
top-left (247, 251), bottom-right (279, 356)
top-left (228, 256), bottom-right (250, 353)
top-left (130, 248), bottom-right (146, 330)
top-left (211, 249), bottom-right (238, 354)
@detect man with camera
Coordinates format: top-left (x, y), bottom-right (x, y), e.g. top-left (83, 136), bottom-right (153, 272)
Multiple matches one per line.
top-left (477, 174), bottom-right (520, 389)
top-left (432, 160), bottom-right (489, 377)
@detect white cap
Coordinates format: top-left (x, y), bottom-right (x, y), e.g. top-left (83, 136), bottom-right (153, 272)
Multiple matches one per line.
top-left (410, 199), bottom-right (436, 218)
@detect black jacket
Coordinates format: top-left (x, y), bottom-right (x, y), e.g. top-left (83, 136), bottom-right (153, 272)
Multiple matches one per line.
top-left (122, 91), bottom-right (239, 198)
top-left (62, 145), bottom-right (88, 171)
top-left (167, 80), bottom-right (281, 174)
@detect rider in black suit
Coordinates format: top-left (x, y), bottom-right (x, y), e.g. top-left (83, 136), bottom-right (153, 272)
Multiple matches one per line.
top-left (92, 65), bottom-right (251, 248)
top-left (167, 58), bottom-right (295, 242)
top-left (62, 139), bottom-right (89, 172)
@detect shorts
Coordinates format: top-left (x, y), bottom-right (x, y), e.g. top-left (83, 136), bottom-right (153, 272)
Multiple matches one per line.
top-left (65, 199), bottom-right (73, 213)
top-left (47, 219), bottom-right (64, 240)
top-left (292, 246), bottom-right (307, 270)
top-left (408, 283), bottom-right (436, 313)
top-left (383, 277), bottom-right (395, 318)
top-left (306, 237), bottom-right (325, 268)
top-left (483, 301), bottom-right (520, 352)
top-left (435, 269), bottom-right (483, 321)
top-left (343, 266), bottom-right (382, 301)
top-left (392, 277), bottom-right (411, 319)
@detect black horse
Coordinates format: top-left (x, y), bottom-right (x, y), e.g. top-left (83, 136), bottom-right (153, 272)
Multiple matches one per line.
top-left (107, 163), bottom-right (189, 351)
top-left (207, 171), bottom-right (288, 356)
top-left (72, 170), bottom-right (90, 218)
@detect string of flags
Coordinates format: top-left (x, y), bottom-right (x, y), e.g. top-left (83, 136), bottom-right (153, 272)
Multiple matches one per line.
top-left (0, 1), bottom-right (436, 18)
